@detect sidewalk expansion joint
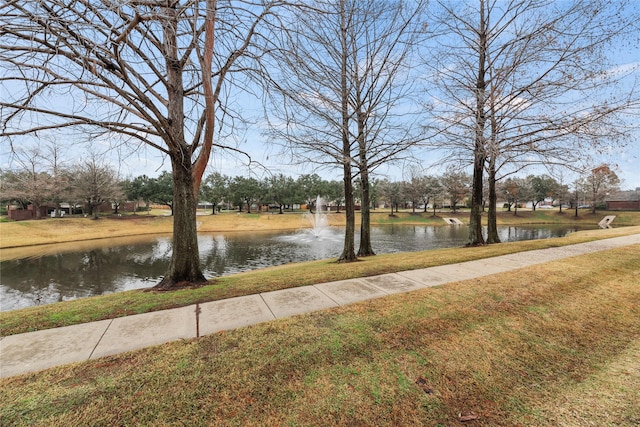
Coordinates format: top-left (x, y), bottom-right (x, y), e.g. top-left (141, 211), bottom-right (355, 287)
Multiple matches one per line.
top-left (89, 319), bottom-right (114, 360)
top-left (312, 284), bottom-right (343, 306)
top-left (259, 293), bottom-right (278, 320)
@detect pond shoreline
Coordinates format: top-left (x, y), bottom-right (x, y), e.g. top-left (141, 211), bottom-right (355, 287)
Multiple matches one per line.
top-left (0, 224), bottom-right (608, 311)
top-left (1, 209), bottom-right (627, 251)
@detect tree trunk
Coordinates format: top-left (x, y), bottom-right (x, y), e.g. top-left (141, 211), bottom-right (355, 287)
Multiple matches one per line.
top-left (339, 163), bottom-right (357, 262)
top-left (356, 108), bottom-right (375, 257)
top-left (486, 157), bottom-right (500, 244)
top-left (469, 153), bottom-right (486, 245)
top-left (154, 160), bottom-right (206, 289)
top-left (358, 168), bottom-right (375, 257)
top-left (153, 6), bottom-right (206, 289)
top-left (468, 0), bottom-right (487, 247)
top-left (337, 2), bottom-right (357, 264)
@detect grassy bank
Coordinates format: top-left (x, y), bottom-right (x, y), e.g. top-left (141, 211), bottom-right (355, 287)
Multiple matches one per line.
top-left (1, 225), bottom-right (638, 336)
top-left (2, 244), bottom-right (639, 426)
top-left (3, 209), bottom-right (639, 250)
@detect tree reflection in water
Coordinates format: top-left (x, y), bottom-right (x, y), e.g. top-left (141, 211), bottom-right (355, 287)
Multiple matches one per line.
top-left (1, 225), bottom-right (590, 311)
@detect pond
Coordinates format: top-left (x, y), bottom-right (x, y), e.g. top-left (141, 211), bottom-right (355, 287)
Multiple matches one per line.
top-left (0, 224), bottom-right (591, 311)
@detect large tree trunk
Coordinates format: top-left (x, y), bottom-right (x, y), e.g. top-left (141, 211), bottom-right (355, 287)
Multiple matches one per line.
top-left (153, 6), bottom-right (206, 290)
top-left (468, 152), bottom-right (485, 245)
top-left (358, 168), bottom-right (375, 257)
top-left (486, 156), bottom-right (500, 244)
top-left (357, 109), bottom-right (375, 257)
top-left (339, 163), bottom-right (357, 262)
top-left (154, 160), bottom-right (206, 290)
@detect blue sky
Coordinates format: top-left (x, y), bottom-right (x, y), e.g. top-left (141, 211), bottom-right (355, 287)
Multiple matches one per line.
top-left (2, 1), bottom-right (638, 190)
top-left (115, 1), bottom-right (640, 189)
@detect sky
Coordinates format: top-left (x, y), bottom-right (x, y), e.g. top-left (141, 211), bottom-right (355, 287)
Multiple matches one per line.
top-left (110, 69), bottom-right (640, 191)
top-left (1, 1), bottom-right (639, 191)
top-left (104, 1), bottom-right (640, 191)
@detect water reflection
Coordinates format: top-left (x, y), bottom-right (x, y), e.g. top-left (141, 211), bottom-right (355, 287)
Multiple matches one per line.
top-left (1, 225), bottom-right (590, 311)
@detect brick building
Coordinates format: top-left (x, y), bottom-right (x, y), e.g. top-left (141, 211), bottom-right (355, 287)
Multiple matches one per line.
top-left (605, 188), bottom-right (640, 210)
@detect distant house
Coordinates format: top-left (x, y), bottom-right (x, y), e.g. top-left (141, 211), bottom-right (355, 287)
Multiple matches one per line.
top-left (7, 204), bottom-right (48, 221)
top-left (605, 188), bottom-right (640, 210)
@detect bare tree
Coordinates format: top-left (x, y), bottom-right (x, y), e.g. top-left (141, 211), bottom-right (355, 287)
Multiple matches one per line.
top-left (403, 165), bottom-right (424, 214)
top-left (582, 164), bottom-right (620, 214)
top-left (425, 0), bottom-right (639, 245)
top-left (265, 0), bottom-right (427, 261)
top-left (378, 178), bottom-right (402, 215)
top-left (1, 1), bottom-right (292, 289)
top-left (422, 175), bottom-right (442, 216)
top-left (1, 151), bottom-right (50, 218)
top-left (71, 155), bottom-right (123, 219)
top-left (440, 166), bottom-right (470, 213)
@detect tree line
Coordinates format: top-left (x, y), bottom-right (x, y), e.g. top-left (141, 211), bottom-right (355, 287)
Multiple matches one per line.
top-left (4, 154), bottom-right (619, 221)
top-left (1, 0), bottom-right (636, 288)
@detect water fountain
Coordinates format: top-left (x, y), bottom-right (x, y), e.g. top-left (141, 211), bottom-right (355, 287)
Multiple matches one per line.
top-left (305, 195), bottom-right (329, 238)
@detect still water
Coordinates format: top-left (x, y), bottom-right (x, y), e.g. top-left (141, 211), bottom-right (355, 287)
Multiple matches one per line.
top-left (1, 224), bottom-right (588, 311)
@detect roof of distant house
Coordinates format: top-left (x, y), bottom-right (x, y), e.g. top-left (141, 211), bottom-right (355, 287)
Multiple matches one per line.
top-left (605, 188), bottom-right (640, 202)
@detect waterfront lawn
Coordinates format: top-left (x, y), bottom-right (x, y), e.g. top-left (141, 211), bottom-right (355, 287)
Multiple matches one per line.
top-left (1, 245), bottom-right (639, 426)
top-left (1, 225), bottom-right (638, 336)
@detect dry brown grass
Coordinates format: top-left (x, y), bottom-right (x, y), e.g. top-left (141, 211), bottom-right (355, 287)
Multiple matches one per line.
top-left (4, 209), bottom-right (639, 250)
top-left (1, 245), bottom-right (638, 426)
top-left (0, 215), bottom-right (174, 248)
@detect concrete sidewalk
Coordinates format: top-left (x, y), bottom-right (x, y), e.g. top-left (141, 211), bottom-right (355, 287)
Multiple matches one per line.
top-left (2, 234), bottom-right (638, 378)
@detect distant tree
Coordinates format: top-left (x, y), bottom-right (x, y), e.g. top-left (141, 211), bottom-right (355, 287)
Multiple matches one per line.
top-left (325, 180), bottom-right (345, 213)
top-left (199, 173), bottom-right (228, 214)
top-left (582, 164), bottom-right (620, 214)
top-left (147, 172), bottom-right (175, 215)
top-left (422, 175), bottom-right (443, 216)
top-left (1, 144), bottom-right (71, 219)
top-left (368, 178), bottom-right (381, 212)
top-left (229, 176), bottom-right (262, 214)
top-left (528, 175), bottom-right (558, 211)
top-left (403, 167), bottom-right (424, 214)
top-left (551, 171), bottom-right (571, 214)
top-left (266, 174), bottom-right (296, 214)
top-left (441, 168), bottom-right (470, 213)
top-left (502, 177), bottom-right (532, 216)
top-left (1, 169), bottom-right (50, 216)
top-left (378, 179), bottom-right (403, 215)
top-left (297, 174), bottom-right (325, 213)
top-left (71, 156), bottom-right (122, 219)
top-left (44, 143), bottom-right (71, 217)
top-left (123, 175), bottom-right (153, 214)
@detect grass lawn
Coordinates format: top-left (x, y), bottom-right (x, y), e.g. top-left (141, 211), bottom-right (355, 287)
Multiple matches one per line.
top-left (1, 244), bottom-right (638, 426)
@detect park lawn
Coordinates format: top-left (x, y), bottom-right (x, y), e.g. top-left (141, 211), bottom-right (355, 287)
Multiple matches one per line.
top-left (1, 245), bottom-right (638, 426)
top-left (1, 225), bottom-right (639, 337)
